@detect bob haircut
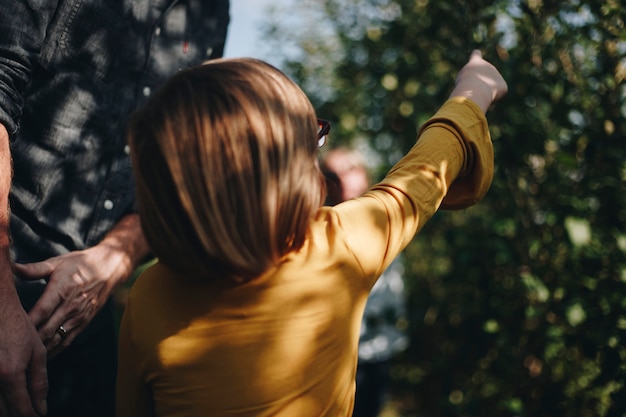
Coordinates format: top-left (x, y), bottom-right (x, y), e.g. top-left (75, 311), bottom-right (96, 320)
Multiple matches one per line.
top-left (127, 58), bottom-right (326, 282)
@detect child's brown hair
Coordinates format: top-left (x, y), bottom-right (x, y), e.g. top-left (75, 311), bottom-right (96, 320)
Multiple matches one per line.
top-left (127, 58), bottom-right (326, 282)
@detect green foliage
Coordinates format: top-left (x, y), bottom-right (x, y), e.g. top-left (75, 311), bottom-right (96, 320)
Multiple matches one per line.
top-left (266, 0), bottom-right (626, 415)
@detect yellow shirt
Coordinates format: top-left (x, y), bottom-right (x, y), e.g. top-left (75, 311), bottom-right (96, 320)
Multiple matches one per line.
top-left (116, 97), bottom-right (493, 417)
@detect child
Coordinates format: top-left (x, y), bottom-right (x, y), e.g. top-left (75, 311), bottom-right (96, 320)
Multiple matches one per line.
top-left (117, 50), bottom-right (507, 417)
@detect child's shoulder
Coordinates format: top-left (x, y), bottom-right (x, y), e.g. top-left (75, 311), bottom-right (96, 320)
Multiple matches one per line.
top-left (130, 260), bottom-right (176, 296)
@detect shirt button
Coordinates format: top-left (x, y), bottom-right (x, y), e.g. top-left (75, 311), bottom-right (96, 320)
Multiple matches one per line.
top-left (206, 47), bottom-right (213, 57)
top-left (104, 200), bottom-right (114, 210)
top-left (124, 145), bottom-right (130, 154)
top-left (143, 86), bottom-right (151, 96)
top-left (155, 26), bottom-right (161, 36)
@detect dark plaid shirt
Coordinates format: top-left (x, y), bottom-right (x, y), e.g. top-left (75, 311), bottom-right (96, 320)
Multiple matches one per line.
top-left (0, 0), bottom-right (229, 263)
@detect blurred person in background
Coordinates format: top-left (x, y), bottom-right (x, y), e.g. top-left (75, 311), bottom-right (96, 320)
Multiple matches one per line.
top-left (322, 147), bottom-right (409, 417)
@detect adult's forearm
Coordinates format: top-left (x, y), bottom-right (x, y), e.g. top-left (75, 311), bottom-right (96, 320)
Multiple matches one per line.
top-left (0, 123), bottom-right (13, 288)
top-left (99, 213), bottom-right (151, 285)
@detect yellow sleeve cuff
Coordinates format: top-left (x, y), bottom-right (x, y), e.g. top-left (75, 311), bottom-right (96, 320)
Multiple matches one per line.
top-left (418, 97), bottom-right (494, 210)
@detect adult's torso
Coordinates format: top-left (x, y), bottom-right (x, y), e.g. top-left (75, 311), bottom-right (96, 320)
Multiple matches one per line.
top-left (9, 0), bottom-right (229, 262)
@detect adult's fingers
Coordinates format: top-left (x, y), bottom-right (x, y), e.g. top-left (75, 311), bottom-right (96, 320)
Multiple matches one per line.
top-left (46, 319), bottom-right (88, 359)
top-left (0, 371), bottom-right (39, 417)
top-left (28, 342), bottom-right (49, 416)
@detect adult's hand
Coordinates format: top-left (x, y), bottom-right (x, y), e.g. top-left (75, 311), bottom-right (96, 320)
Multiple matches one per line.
top-left (0, 285), bottom-right (48, 417)
top-left (14, 243), bottom-right (130, 357)
top-left (14, 214), bottom-right (149, 358)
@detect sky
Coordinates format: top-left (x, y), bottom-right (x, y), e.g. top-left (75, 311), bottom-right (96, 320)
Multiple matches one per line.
top-left (223, 0), bottom-right (292, 62)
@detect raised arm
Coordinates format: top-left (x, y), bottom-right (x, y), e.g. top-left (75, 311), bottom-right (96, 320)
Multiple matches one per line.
top-left (330, 50), bottom-right (507, 280)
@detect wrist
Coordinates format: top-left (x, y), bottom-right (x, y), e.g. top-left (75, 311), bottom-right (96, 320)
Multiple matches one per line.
top-left (449, 82), bottom-right (494, 114)
top-left (99, 214), bottom-right (151, 284)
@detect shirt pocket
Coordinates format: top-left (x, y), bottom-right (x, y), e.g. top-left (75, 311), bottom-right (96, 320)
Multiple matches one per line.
top-left (39, 0), bottom-right (137, 83)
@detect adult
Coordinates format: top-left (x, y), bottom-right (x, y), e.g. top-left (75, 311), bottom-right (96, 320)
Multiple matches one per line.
top-left (0, 1), bottom-right (230, 416)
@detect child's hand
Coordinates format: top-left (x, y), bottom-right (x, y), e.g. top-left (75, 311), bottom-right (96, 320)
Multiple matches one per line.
top-left (450, 50), bottom-right (508, 113)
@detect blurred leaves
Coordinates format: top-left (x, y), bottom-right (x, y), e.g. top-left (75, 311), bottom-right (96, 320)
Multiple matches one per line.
top-left (265, 0), bottom-right (626, 415)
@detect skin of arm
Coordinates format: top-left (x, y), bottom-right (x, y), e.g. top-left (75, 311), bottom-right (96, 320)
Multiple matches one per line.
top-left (0, 123), bottom-right (48, 417)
